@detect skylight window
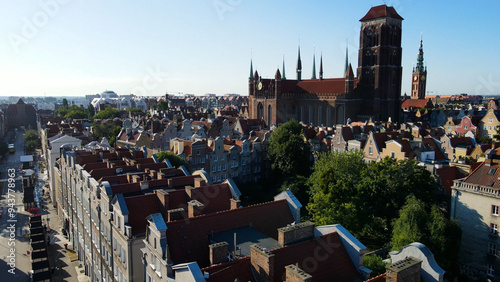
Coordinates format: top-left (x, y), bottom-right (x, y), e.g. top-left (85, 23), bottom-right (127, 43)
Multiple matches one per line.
top-left (489, 168), bottom-right (496, 175)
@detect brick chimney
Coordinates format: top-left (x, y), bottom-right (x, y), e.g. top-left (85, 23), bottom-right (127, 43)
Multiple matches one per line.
top-left (209, 242), bottom-right (229, 265)
top-left (185, 186), bottom-right (197, 199)
top-left (167, 208), bottom-right (185, 222)
top-left (250, 244), bottom-right (275, 282)
top-left (277, 222), bottom-right (315, 246)
top-left (285, 264), bottom-right (312, 282)
top-left (155, 190), bottom-right (169, 214)
top-left (386, 257), bottom-right (422, 282)
top-left (194, 177), bottom-right (206, 188)
top-left (230, 198), bottom-right (241, 210)
top-left (187, 200), bottom-right (205, 217)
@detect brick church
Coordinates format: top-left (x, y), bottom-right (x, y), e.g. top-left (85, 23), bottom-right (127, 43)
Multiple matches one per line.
top-left (249, 5), bottom-right (404, 126)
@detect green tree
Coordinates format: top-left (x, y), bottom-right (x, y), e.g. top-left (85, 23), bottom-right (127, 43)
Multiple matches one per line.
top-left (392, 196), bottom-right (462, 274)
top-left (24, 129), bottom-right (40, 143)
top-left (157, 100), bottom-right (169, 111)
top-left (62, 98), bottom-right (68, 108)
top-left (307, 152), bottom-right (436, 242)
top-left (87, 104), bottom-right (95, 118)
top-left (268, 119), bottom-right (311, 176)
top-left (65, 105), bottom-right (87, 119)
top-left (93, 107), bottom-right (121, 119)
top-left (155, 151), bottom-right (189, 168)
top-left (24, 129), bottom-right (41, 151)
top-left (363, 255), bottom-right (387, 277)
top-left (92, 122), bottom-right (121, 146)
top-left (127, 108), bottom-right (143, 113)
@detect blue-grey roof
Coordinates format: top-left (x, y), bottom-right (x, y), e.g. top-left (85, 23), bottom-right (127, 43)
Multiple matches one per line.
top-left (150, 213), bottom-right (167, 231)
top-left (115, 194), bottom-right (129, 215)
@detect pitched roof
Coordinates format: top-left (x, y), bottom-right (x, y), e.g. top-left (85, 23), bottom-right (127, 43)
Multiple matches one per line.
top-left (270, 232), bottom-right (361, 281)
top-left (401, 99), bottom-right (430, 109)
top-left (464, 161), bottom-right (500, 189)
top-left (436, 166), bottom-right (467, 195)
top-left (124, 194), bottom-right (160, 235)
top-left (165, 199), bottom-right (294, 267)
top-left (360, 5), bottom-right (404, 21)
top-left (296, 78), bottom-right (358, 95)
top-left (203, 257), bottom-right (253, 282)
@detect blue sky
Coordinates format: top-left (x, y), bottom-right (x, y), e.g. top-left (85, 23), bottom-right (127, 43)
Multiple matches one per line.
top-left (1, 1), bottom-right (500, 97)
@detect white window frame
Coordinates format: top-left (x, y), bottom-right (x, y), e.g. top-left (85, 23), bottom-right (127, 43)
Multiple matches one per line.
top-left (493, 205), bottom-right (499, 216)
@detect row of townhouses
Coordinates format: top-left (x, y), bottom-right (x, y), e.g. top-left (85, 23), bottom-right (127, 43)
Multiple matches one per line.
top-left (52, 145), bottom-right (445, 282)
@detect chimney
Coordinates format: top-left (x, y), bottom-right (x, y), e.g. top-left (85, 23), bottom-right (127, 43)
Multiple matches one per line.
top-left (131, 174), bottom-right (141, 183)
top-left (285, 264), bottom-right (312, 282)
top-left (167, 208), bottom-right (185, 222)
top-left (386, 257), bottom-right (422, 282)
top-left (209, 242), bottom-right (229, 265)
top-left (188, 200), bottom-right (205, 217)
top-left (157, 172), bottom-right (165, 179)
top-left (250, 244), bottom-right (275, 281)
top-left (194, 177), bottom-right (206, 188)
top-left (185, 186), bottom-right (197, 199)
top-left (155, 190), bottom-right (169, 214)
top-left (140, 179), bottom-right (149, 190)
top-left (230, 198), bottom-right (241, 210)
top-left (149, 170), bottom-right (157, 178)
top-left (278, 222), bottom-right (315, 246)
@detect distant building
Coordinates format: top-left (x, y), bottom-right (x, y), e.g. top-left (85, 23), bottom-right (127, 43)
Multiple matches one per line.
top-left (6, 98), bottom-right (36, 130)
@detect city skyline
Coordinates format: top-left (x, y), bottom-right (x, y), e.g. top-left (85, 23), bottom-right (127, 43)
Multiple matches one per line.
top-left (1, 1), bottom-right (500, 97)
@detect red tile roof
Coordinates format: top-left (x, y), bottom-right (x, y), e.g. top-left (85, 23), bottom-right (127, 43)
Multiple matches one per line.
top-left (165, 199), bottom-right (294, 267)
top-left (436, 166), bottom-right (467, 195)
top-left (192, 184), bottom-right (233, 214)
top-left (296, 78), bottom-right (358, 95)
top-left (360, 5), bottom-right (403, 21)
top-left (111, 182), bottom-right (141, 195)
top-left (463, 161), bottom-right (500, 189)
top-left (401, 99), bottom-right (430, 109)
top-left (203, 257), bottom-right (253, 282)
top-left (124, 194), bottom-right (160, 235)
top-left (270, 232), bottom-right (361, 281)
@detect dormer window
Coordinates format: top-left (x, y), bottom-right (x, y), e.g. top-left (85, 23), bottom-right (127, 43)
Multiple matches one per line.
top-left (488, 168), bottom-right (496, 175)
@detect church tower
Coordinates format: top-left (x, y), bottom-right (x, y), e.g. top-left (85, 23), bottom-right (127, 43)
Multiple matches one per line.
top-left (411, 35), bottom-right (427, 99)
top-left (357, 5), bottom-right (403, 122)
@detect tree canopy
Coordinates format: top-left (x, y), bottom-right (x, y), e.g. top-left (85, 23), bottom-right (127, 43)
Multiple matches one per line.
top-left (392, 196), bottom-right (462, 274)
top-left (155, 151), bottom-right (189, 169)
top-left (268, 119), bottom-right (311, 176)
top-left (307, 151), bottom-right (436, 242)
top-left (24, 129), bottom-right (41, 151)
top-left (92, 122), bottom-right (121, 146)
top-left (157, 100), bottom-right (169, 111)
top-left (93, 107), bottom-right (121, 120)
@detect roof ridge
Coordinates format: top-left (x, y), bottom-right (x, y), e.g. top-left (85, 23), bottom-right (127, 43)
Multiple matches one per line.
top-left (168, 199), bottom-right (287, 222)
top-left (464, 161), bottom-right (485, 181)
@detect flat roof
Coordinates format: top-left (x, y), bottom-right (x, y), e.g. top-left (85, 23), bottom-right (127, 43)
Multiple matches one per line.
top-left (212, 226), bottom-right (280, 257)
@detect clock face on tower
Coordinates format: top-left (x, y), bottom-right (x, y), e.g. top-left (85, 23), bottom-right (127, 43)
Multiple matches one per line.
top-left (413, 76), bottom-right (418, 81)
top-left (257, 81), bottom-right (263, 90)
top-left (421, 75), bottom-right (426, 81)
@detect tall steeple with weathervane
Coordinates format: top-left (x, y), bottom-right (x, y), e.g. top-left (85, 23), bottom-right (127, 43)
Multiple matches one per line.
top-left (411, 34), bottom-right (427, 99)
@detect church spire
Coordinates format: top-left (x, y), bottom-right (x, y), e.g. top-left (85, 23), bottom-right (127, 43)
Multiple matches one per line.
top-left (282, 55), bottom-right (286, 79)
top-left (249, 59), bottom-right (254, 81)
top-left (344, 42), bottom-right (349, 75)
top-left (296, 45), bottom-right (302, 81)
top-left (312, 51), bottom-right (316, 79)
top-left (416, 33), bottom-right (425, 73)
top-left (319, 53), bottom-right (323, 80)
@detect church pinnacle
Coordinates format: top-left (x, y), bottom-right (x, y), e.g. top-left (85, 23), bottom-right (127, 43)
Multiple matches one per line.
top-left (312, 52), bottom-right (316, 79)
top-left (249, 59), bottom-right (254, 81)
top-left (296, 46), bottom-right (302, 81)
top-left (282, 55), bottom-right (286, 79)
top-left (319, 53), bottom-right (323, 80)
